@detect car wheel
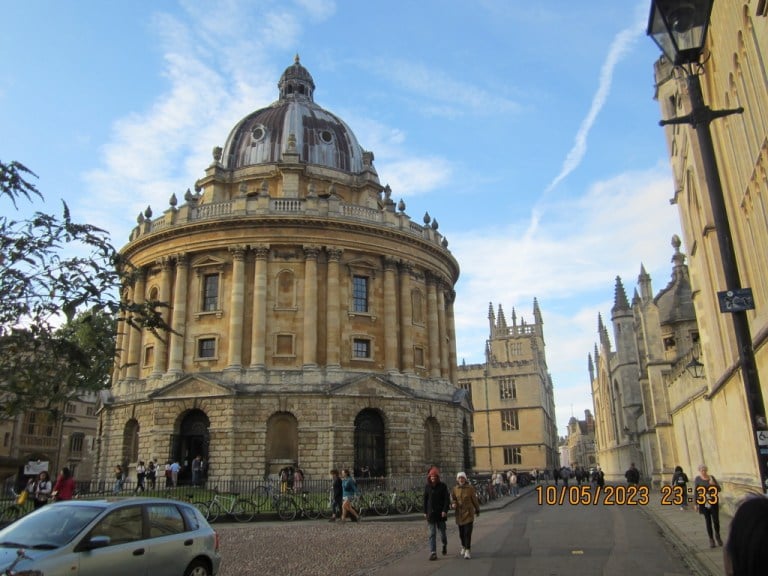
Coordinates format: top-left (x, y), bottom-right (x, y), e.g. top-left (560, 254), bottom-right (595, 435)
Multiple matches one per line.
top-left (183, 559), bottom-right (211, 576)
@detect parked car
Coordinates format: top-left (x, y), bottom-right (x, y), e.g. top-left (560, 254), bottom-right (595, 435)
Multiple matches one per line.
top-left (0, 497), bottom-right (221, 576)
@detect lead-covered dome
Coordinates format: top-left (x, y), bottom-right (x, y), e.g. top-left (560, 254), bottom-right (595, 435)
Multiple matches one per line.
top-left (221, 55), bottom-right (367, 174)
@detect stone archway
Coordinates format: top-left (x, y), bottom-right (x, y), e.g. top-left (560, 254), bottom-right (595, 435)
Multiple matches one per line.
top-left (354, 409), bottom-right (386, 477)
top-left (171, 409), bottom-right (210, 484)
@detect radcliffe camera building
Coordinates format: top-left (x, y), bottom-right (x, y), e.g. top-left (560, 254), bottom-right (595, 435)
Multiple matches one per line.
top-left (98, 57), bottom-right (472, 483)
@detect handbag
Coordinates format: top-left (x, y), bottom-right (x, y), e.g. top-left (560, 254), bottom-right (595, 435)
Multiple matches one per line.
top-left (16, 490), bottom-right (28, 506)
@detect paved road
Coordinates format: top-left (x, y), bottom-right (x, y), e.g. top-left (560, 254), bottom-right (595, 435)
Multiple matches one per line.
top-left (357, 491), bottom-right (693, 575)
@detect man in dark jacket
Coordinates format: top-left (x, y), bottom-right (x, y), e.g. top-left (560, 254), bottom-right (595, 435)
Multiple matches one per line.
top-left (423, 466), bottom-right (450, 560)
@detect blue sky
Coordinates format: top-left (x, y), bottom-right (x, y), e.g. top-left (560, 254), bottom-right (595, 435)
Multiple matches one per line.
top-left (1, 1), bottom-right (682, 436)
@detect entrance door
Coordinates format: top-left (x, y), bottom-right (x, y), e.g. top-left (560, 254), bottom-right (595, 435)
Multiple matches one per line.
top-left (354, 409), bottom-right (385, 477)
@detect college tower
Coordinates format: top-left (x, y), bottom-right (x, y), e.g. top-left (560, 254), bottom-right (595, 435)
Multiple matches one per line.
top-left (97, 57), bottom-right (471, 483)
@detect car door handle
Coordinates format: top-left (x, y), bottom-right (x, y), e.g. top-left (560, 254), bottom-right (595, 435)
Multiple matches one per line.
top-left (133, 548), bottom-right (145, 556)
top-left (184, 539), bottom-right (193, 546)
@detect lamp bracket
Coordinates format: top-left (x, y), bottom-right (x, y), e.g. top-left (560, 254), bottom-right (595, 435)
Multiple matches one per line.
top-left (660, 106), bottom-right (744, 129)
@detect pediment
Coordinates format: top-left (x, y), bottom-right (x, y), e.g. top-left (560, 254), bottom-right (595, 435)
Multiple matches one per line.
top-left (330, 374), bottom-right (414, 399)
top-left (149, 375), bottom-right (235, 399)
top-left (191, 255), bottom-right (227, 269)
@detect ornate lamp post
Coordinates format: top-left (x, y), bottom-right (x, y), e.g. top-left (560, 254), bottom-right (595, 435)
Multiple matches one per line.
top-left (647, 0), bottom-right (768, 493)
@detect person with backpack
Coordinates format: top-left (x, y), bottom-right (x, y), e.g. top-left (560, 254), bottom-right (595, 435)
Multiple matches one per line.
top-left (671, 465), bottom-right (689, 510)
top-left (31, 471), bottom-right (52, 509)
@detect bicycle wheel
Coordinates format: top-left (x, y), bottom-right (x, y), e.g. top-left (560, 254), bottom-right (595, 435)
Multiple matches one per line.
top-left (207, 501), bottom-right (223, 523)
top-left (0, 505), bottom-right (21, 524)
top-left (233, 499), bottom-right (256, 523)
top-left (371, 492), bottom-right (390, 516)
top-left (395, 492), bottom-right (411, 515)
top-left (192, 501), bottom-right (211, 521)
top-left (276, 497), bottom-right (297, 521)
top-left (251, 486), bottom-right (270, 513)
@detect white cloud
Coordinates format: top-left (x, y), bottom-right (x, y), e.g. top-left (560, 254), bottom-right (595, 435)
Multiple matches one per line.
top-left (451, 164), bottom-right (679, 434)
top-left (367, 58), bottom-right (522, 118)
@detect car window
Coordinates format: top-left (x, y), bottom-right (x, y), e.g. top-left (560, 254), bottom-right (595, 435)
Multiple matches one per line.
top-left (89, 505), bottom-right (143, 545)
top-left (147, 504), bottom-right (185, 538)
top-left (179, 505), bottom-right (201, 531)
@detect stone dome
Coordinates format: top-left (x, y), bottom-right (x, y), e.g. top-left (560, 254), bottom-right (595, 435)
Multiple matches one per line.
top-left (221, 55), bottom-right (368, 174)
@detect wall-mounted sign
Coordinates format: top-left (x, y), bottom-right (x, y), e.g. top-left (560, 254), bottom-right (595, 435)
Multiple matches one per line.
top-left (718, 288), bottom-right (755, 313)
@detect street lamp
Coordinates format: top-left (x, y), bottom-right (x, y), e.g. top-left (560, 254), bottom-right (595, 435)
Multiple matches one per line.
top-left (647, 0), bottom-right (768, 494)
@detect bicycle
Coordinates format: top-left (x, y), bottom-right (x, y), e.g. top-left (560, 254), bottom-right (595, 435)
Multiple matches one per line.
top-left (275, 490), bottom-right (324, 521)
top-left (196, 488), bottom-right (256, 523)
top-left (0, 489), bottom-right (28, 525)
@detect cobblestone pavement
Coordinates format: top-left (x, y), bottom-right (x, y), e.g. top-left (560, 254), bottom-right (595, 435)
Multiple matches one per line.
top-left (213, 483), bottom-right (733, 576)
top-left (216, 518), bottom-right (437, 576)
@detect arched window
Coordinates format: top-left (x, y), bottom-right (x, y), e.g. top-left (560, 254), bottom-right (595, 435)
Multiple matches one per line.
top-left (266, 413), bottom-right (298, 475)
top-left (424, 417), bottom-right (441, 467)
top-left (122, 419), bottom-right (139, 465)
top-left (355, 409), bottom-right (386, 477)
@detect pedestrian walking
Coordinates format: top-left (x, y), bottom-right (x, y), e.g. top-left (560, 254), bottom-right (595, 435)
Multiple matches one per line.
top-left (31, 471), bottom-right (52, 509)
top-left (625, 462), bottom-right (640, 486)
top-left (423, 466), bottom-right (449, 561)
top-left (694, 464), bottom-right (722, 548)
top-left (509, 470), bottom-right (519, 497)
top-left (340, 468), bottom-right (360, 522)
top-left (191, 455), bottom-right (203, 487)
top-left (329, 469), bottom-right (343, 522)
top-left (147, 459), bottom-right (157, 490)
top-left (135, 461), bottom-right (146, 493)
top-left (723, 494), bottom-right (768, 576)
top-left (51, 467), bottom-right (76, 501)
top-left (451, 471), bottom-right (480, 560)
top-left (113, 464), bottom-right (125, 494)
top-left (671, 465), bottom-right (689, 510)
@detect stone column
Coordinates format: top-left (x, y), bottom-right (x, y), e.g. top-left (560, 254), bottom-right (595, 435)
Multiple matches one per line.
top-left (250, 246), bottom-right (269, 369)
top-left (426, 272), bottom-right (440, 378)
top-left (303, 247), bottom-right (319, 367)
top-left (126, 269), bottom-right (146, 379)
top-left (383, 257), bottom-right (398, 372)
top-left (113, 287), bottom-right (128, 382)
top-left (326, 248), bottom-right (342, 367)
top-left (437, 280), bottom-right (449, 379)
top-left (446, 290), bottom-right (458, 384)
top-left (227, 246), bottom-right (246, 370)
top-left (152, 257), bottom-right (171, 376)
top-left (399, 262), bottom-right (414, 373)
top-left (167, 253), bottom-right (189, 376)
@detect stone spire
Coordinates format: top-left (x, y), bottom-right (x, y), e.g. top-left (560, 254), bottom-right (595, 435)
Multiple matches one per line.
top-left (612, 276), bottom-right (630, 313)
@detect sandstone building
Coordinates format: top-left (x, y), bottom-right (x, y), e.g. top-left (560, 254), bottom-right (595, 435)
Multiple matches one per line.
top-left (590, 237), bottom-right (699, 486)
top-left (457, 302), bottom-right (558, 474)
top-left (652, 2), bottom-right (768, 506)
top-left (97, 57), bottom-right (471, 483)
top-left (589, 2), bottom-right (767, 508)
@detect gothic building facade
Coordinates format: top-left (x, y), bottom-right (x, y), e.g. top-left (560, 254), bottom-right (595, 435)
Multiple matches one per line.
top-left (97, 57), bottom-right (471, 483)
top-left (651, 1), bottom-right (768, 505)
top-left (457, 302), bottom-right (559, 474)
top-left (590, 237), bottom-right (699, 486)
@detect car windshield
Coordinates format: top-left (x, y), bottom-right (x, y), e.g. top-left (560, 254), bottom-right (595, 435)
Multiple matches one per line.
top-left (0, 504), bottom-right (104, 548)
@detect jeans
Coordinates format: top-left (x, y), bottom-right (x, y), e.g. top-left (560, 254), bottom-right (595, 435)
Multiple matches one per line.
top-left (428, 520), bottom-right (447, 553)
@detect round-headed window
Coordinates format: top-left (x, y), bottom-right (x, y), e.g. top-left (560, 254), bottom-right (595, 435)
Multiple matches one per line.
top-left (252, 125), bottom-right (266, 142)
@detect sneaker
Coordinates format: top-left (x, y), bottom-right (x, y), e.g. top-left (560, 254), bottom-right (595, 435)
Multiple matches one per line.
top-left (464, 550), bottom-right (471, 559)
top-left (429, 552), bottom-right (437, 561)
top-left (460, 547), bottom-right (466, 557)
top-left (442, 543), bottom-right (447, 555)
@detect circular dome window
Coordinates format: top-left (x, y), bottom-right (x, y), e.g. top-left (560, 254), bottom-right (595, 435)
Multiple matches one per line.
top-left (251, 125), bottom-right (267, 142)
top-left (319, 130), bottom-right (333, 144)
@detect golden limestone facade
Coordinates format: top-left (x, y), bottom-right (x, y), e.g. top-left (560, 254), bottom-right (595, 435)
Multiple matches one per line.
top-left (654, 2), bottom-right (768, 506)
top-left (98, 57), bottom-right (471, 484)
top-left (590, 3), bottom-right (767, 511)
top-left (457, 303), bottom-right (559, 474)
